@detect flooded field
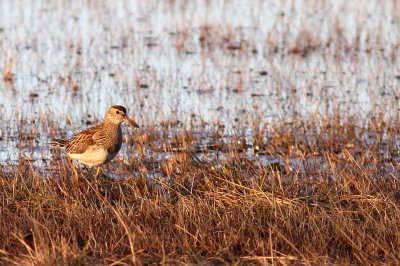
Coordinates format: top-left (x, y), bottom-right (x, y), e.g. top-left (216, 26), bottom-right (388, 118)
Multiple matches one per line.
top-left (0, 0), bottom-right (399, 164)
top-left (1, 1), bottom-right (400, 265)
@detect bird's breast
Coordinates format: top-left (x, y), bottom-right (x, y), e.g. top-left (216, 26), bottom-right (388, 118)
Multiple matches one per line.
top-left (68, 147), bottom-right (112, 166)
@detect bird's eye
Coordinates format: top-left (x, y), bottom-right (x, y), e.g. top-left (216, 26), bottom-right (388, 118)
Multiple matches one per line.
top-left (116, 111), bottom-right (120, 114)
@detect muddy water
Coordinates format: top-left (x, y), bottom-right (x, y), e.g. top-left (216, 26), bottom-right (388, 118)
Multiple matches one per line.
top-left (0, 0), bottom-right (399, 164)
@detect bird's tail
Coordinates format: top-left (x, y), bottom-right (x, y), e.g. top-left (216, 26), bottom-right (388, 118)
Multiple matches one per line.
top-left (50, 139), bottom-right (68, 148)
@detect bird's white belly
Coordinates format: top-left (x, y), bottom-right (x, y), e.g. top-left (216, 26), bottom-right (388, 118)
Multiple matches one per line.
top-left (68, 147), bottom-right (114, 166)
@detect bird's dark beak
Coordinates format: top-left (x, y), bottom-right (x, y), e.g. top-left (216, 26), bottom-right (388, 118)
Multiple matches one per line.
top-left (124, 115), bottom-right (139, 128)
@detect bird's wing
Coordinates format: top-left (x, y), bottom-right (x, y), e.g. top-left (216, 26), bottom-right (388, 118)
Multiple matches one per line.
top-left (92, 129), bottom-right (109, 147)
top-left (64, 124), bottom-right (102, 154)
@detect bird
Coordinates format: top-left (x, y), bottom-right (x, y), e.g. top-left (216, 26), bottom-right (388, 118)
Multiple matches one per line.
top-left (51, 105), bottom-right (139, 178)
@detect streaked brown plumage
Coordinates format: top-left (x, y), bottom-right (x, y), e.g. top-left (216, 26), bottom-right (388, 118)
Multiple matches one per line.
top-left (51, 105), bottom-right (139, 173)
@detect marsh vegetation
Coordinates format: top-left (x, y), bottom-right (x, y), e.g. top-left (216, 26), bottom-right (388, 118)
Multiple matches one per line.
top-left (1, 0), bottom-right (400, 264)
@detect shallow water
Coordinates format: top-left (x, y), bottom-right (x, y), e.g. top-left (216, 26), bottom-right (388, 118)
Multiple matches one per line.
top-left (0, 0), bottom-right (399, 164)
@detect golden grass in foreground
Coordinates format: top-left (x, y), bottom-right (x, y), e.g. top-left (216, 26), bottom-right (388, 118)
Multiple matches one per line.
top-left (1, 116), bottom-right (400, 265)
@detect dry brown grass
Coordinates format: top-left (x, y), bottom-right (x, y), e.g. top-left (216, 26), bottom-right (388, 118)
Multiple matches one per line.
top-left (1, 115), bottom-right (400, 265)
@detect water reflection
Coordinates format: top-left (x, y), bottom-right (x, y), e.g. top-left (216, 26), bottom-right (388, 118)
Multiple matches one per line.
top-left (0, 0), bottom-right (399, 164)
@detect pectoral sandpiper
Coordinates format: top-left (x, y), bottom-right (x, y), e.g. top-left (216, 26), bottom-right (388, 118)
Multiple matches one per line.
top-left (51, 105), bottom-right (139, 177)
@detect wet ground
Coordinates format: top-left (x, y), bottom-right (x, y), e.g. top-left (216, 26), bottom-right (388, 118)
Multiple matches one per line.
top-left (0, 0), bottom-right (399, 168)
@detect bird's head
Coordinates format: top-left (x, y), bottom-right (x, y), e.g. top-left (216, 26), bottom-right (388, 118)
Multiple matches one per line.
top-left (105, 105), bottom-right (139, 128)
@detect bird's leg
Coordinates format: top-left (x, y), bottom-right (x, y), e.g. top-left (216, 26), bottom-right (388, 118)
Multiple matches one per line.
top-left (67, 157), bottom-right (79, 179)
top-left (95, 166), bottom-right (102, 182)
top-left (95, 166), bottom-right (102, 177)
